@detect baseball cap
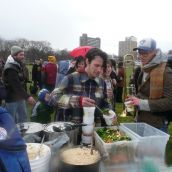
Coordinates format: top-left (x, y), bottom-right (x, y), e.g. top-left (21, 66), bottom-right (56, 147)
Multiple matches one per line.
top-left (133, 38), bottom-right (156, 52)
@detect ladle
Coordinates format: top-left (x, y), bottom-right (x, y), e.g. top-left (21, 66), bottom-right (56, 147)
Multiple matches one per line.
top-left (35, 134), bottom-right (45, 160)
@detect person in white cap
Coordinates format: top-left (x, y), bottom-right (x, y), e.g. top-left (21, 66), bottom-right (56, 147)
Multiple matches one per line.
top-left (126, 38), bottom-right (172, 132)
top-left (3, 46), bottom-right (36, 123)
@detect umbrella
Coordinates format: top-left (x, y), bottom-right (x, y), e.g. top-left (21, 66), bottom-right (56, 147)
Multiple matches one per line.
top-left (69, 46), bottom-right (93, 58)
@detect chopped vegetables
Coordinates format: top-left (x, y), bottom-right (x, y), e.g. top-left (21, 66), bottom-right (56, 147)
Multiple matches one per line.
top-left (101, 108), bottom-right (110, 116)
top-left (102, 108), bottom-right (109, 114)
top-left (96, 128), bottom-right (131, 143)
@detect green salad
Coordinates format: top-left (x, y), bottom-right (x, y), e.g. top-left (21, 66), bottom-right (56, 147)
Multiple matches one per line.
top-left (96, 128), bottom-right (131, 143)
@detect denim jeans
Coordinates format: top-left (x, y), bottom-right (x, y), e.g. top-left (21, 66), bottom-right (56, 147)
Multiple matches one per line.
top-left (5, 100), bottom-right (28, 123)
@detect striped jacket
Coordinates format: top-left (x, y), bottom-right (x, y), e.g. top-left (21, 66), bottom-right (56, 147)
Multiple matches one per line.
top-left (52, 72), bottom-right (110, 124)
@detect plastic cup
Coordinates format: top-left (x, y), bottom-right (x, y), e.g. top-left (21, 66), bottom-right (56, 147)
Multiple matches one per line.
top-left (124, 101), bottom-right (134, 112)
top-left (82, 124), bottom-right (94, 135)
top-left (81, 134), bottom-right (92, 145)
top-left (83, 107), bottom-right (95, 124)
top-left (103, 110), bottom-right (116, 126)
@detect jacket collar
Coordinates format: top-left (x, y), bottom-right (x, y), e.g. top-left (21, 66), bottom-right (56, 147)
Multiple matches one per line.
top-left (79, 72), bottom-right (100, 85)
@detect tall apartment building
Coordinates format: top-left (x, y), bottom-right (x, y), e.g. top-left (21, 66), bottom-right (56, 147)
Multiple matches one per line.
top-left (80, 33), bottom-right (101, 48)
top-left (118, 36), bottom-right (137, 59)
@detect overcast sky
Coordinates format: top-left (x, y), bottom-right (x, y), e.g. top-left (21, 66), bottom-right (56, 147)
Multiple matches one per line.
top-left (0, 0), bottom-right (172, 55)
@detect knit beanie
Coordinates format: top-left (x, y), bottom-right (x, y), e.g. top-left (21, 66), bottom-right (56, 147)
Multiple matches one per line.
top-left (48, 56), bottom-right (56, 63)
top-left (38, 89), bottom-right (49, 102)
top-left (11, 46), bottom-right (23, 56)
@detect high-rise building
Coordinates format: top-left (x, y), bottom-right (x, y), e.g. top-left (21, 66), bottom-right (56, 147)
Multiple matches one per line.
top-left (118, 36), bottom-right (137, 59)
top-left (80, 33), bottom-right (101, 48)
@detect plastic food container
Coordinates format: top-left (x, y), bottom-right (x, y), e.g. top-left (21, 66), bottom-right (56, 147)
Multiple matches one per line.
top-left (120, 123), bottom-right (170, 159)
top-left (83, 107), bottom-right (95, 124)
top-left (94, 126), bottom-right (139, 164)
top-left (82, 124), bottom-right (94, 135)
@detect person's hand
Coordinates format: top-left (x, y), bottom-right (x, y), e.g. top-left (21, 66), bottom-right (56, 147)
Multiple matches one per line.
top-left (125, 96), bottom-right (140, 106)
top-left (82, 97), bottom-right (95, 107)
top-left (27, 96), bottom-right (36, 105)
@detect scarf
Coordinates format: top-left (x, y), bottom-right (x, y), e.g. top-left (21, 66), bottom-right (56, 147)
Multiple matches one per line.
top-left (149, 62), bottom-right (166, 99)
top-left (140, 49), bottom-right (168, 99)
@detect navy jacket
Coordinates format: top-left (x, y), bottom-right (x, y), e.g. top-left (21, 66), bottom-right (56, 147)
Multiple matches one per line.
top-left (0, 107), bottom-right (31, 172)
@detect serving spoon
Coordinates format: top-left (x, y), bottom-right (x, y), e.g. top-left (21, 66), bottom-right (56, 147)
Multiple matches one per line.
top-left (35, 134), bottom-right (45, 160)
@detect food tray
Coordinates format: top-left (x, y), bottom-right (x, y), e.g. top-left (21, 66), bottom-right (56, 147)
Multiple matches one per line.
top-left (94, 126), bottom-right (139, 164)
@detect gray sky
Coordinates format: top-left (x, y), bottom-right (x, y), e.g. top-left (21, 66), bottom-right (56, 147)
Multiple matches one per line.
top-left (0, 0), bottom-right (172, 54)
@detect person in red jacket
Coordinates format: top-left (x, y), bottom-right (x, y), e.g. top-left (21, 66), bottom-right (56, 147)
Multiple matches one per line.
top-left (42, 56), bottom-right (58, 92)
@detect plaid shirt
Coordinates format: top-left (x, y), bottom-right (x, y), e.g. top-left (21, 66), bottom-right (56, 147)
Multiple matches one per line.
top-left (52, 72), bottom-right (110, 124)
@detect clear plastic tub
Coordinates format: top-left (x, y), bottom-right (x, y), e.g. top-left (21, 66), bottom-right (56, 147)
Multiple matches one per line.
top-left (94, 126), bottom-right (139, 164)
top-left (120, 123), bottom-right (170, 159)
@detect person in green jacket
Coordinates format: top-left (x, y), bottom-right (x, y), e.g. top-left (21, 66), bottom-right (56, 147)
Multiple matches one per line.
top-left (31, 89), bottom-right (54, 124)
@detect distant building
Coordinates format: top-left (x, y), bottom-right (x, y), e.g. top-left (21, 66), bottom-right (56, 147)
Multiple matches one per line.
top-left (79, 33), bottom-right (101, 48)
top-left (118, 36), bottom-right (137, 60)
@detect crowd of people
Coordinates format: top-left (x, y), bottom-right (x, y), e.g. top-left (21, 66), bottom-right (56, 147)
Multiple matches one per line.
top-left (1, 39), bottom-right (172, 132)
top-left (1, 37), bottom-right (172, 171)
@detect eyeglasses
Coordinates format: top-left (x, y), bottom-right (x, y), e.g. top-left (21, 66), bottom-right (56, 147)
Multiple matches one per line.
top-left (138, 49), bottom-right (156, 55)
top-left (138, 51), bottom-right (149, 55)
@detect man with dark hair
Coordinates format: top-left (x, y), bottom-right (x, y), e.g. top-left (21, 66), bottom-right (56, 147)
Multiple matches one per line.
top-left (126, 38), bottom-right (172, 132)
top-left (3, 46), bottom-right (36, 123)
top-left (51, 48), bottom-right (110, 123)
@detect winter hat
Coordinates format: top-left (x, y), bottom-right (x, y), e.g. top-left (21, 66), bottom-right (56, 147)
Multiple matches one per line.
top-left (11, 46), bottom-right (23, 56)
top-left (48, 56), bottom-right (56, 63)
top-left (38, 89), bottom-right (49, 102)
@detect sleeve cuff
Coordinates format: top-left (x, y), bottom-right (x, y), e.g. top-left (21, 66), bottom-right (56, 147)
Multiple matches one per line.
top-left (139, 99), bottom-right (150, 111)
top-left (79, 96), bottom-right (83, 107)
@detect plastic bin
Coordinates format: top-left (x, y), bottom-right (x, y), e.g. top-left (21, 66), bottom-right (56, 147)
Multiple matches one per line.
top-left (94, 126), bottom-right (139, 164)
top-left (120, 123), bottom-right (170, 159)
top-left (101, 158), bottom-right (170, 172)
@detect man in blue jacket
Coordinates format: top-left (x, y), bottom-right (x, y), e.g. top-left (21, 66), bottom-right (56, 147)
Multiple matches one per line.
top-left (0, 107), bottom-right (31, 172)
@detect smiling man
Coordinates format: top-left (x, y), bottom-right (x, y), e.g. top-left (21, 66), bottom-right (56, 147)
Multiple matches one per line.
top-left (3, 46), bottom-right (36, 123)
top-left (126, 38), bottom-right (172, 132)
